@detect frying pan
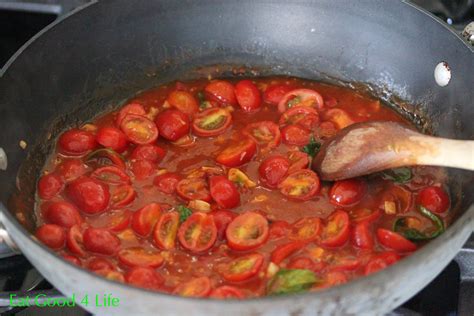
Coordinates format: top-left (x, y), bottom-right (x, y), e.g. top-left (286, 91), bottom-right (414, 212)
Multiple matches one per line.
top-left (0, 0), bottom-right (473, 314)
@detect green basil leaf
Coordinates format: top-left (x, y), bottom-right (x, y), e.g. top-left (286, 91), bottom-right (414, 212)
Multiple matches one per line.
top-left (301, 135), bottom-right (321, 158)
top-left (197, 91), bottom-right (210, 109)
top-left (177, 205), bottom-right (192, 223)
top-left (381, 167), bottom-right (412, 183)
top-left (419, 205), bottom-right (445, 238)
top-left (393, 206), bottom-right (445, 241)
top-left (267, 269), bottom-right (318, 295)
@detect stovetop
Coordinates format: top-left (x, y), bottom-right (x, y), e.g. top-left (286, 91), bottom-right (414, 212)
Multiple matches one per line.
top-left (0, 0), bottom-right (472, 315)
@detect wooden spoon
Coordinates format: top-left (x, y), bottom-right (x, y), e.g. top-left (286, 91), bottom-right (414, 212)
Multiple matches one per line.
top-left (312, 121), bottom-right (474, 181)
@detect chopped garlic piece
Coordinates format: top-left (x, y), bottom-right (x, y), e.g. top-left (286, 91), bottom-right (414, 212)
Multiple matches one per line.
top-left (156, 169), bottom-right (168, 176)
top-left (188, 199), bottom-right (211, 212)
top-left (162, 100), bottom-right (171, 108)
top-left (147, 106), bottom-right (160, 120)
top-left (251, 195), bottom-right (268, 203)
top-left (228, 168), bottom-right (256, 188)
top-left (266, 262), bottom-right (280, 278)
top-left (384, 201), bottom-right (397, 214)
top-left (81, 123), bottom-right (97, 133)
top-left (19, 140), bottom-right (27, 149)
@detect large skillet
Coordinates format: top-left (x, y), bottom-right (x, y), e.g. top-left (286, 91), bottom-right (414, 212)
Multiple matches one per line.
top-left (0, 0), bottom-right (473, 314)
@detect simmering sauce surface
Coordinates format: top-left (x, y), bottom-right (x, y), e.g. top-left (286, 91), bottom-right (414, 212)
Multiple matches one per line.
top-left (34, 77), bottom-right (451, 298)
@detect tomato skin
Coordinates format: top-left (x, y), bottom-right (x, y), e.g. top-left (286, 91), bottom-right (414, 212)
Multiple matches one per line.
top-left (131, 203), bottom-right (161, 237)
top-left (351, 222), bottom-right (374, 250)
top-left (209, 176), bottom-right (240, 209)
top-left (66, 176), bottom-right (110, 215)
top-left (88, 257), bottom-right (114, 271)
top-left (279, 106), bottom-right (320, 130)
top-left (287, 151), bottom-right (310, 173)
top-left (58, 129), bottom-right (97, 156)
top-left (153, 172), bottom-right (182, 194)
top-left (350, 208), bottom-right (381, 224)
top-left (167, 90), bottom-right (199, 116)
top-left (57, 159), bottom-right (89, 182)
top-left (66, 225), bottom-right (86, 257)
top-left (269, 220), bottom-right (291, 240)
top-left (235, 80), bottom-right (262, 112)
top-left (85, 148), bottom-right (126, 170)
top-left (118, 247), bottom-right (164, 268)
top-left (125, 267), bottom-right (164, 290)
top-left (271, 241), bottom-right (306, 264)
top-left (329, 257), bottom-right (362, 272)
top-left (376, 228), bottom-right (417, 252)
top-left (130, 144), bottom-right (166, 163)
top-left (91, 166), bottom-right (131, 185)
top-left (96, 127), bottom-right (128, 153)
top-left (226, 212), bottom-right (269, 251)
top-left (263, 84), bottom-right (293, 105)
top-left (205, 80), bottom-right (237, 105)
top-left (174, 276), bottom-right (212, 298)
top-left (320, 210), bottom-right (350, 247)
top-left (36, 224), bottom-right (65, 249)
top-left (38, 173), bottom-right (64, 200)
top-left (120, 114), bottom-right (159, 145)
top-left (216, 137), bottom-right (257, 167)
top-left (178, 212), bottom-right (217, 253)
top-left (99, 209), bottom-right (132, 232)
top-left (329, 179), bottom-right (367, 207)
top-left (130, 159), bottom-right (156, 180)
top-left (242, 121), bottom-right (281, 150)
top-left (278, 88), bottom-right (324, 113)
top-left (155, 109), bottom-right (190, 141)
top-left (210, 286), bottom-right (245, 299)
top-left (289, 217), bottom-right (322, 242)
top-left (192, 108), bottom-right (232, 137)
top-left (417, 186), bottom-right (450, 214)
top-left (176, 177), bottom-right (211, 202)
top-left (364, 251), bottom-right (401, 275)
top-left (317, 121), bottom-right (338, 139)
top-left (210, 210), bottom-right (237, 241)
top-left (153, 211), bottom-right (180, 250)
top-left (258, 155), bottom-right (290, 188)
top-left (110, 185), bottom-right (136, 208)
top-left (116, 103), bottom-right (146, 126)
top-left (278, 169), bottom-right (321, 201)
top-left (281, 124), bottom-right (311, 146)
top-left (43, 201), bottom-right (82, 228)
top-left (83, 228), bottom-right (121, 256)
top-left (221, 253), bottom-right (264, 282)
top-left (62, 254), bottom-right (81, 266)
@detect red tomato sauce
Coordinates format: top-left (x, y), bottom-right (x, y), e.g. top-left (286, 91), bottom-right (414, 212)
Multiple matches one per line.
top-left (34, 76), bottom-right (451, 298)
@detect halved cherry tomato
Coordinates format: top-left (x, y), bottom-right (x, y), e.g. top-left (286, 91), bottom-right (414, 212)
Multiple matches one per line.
top-left (364, 251), bottom-right (401, 275)
top-left (67, 225), bottom-right (86, 257)
top-left (220, 253), bottom-right (264, 282)
top-left (118, 247), bottom-right (164, 268)
top-left (85, 148), bottom-right (125, 170)
top-left (176, 177), bottom-right (211, 202)
top-left (322, 108), bottom-right (354, 129)
top-left (66, 176), bottom-right (110, 214)
top-left (96, 127), bottom-right (128, 153)
top-left (376, 228), bottom-right (417, 252)
top-left (57, 159), bottom-right (89, 181)
top-left (320, 210), bottom-right (350, 247)
top-left (279, 107), bottom-right (320, 130)
top-left (130, 144), bottom-right (166, 163)
top-left (116, 103), bottom-right (146, 126)
top-left (242, 121), bottom-right (281, 149)
top-left (192, 108), bottom-right (232, 137)
top-left (417, 186), bottom-right (449, 214)
top-left (226, 212), bottom-right (269, 251)
top-left (155, 109), bottom-right (190, 141)
top-left (129, 159), bottom-right (156, 180)
top-left (98, 209), bottom-right (132, 232)
top-left (281, 124), bottom-right (311, 146)
top-left (278, 170), bottom-right (320, 201)
top-left (88, 257), bottom-right (114, 271)
top-left (91, 166), bottom-right (130, 185)
top-left (329, 179), bottom-right (367, 207)
top-left (131, 203), bottom-right (161, 237)
top-left (36, 224), bottom-right (65, 249)
top-left (173, 276), bottom-right (212, 298)
top-left (278, 88), bottom-right (324, 113)
top-left (210, 286), bottom-right (245, 299)
top-left (216, 137), bottom-right (257, 167)
top-left (235, 80), bottom-right (262, 112)
top-left (58, 129), bottom-right (97, 156)
top-left (62, 254), bottom-right (81, 266)
top-left (120, 114), bottom-right (159, 145)
top-left (316, 121), bottom-right (338, 139)
top-left (43, 201), bottom-right (82, 228)
top-left (349, 208), bottom-right (381, 224)
top-left (38, 173), bottom-right (64, 200)
top-left (178, 212), bottom-right (217, 253)
top-left (153, 172), bottom-right (181, 194)
top-left (287, 151), bottom-right (310, 173)
top-left (210, 176), bottom-right (240, 209)
top-left (379, 184), bottom-right (413, 213)
top-left (269, 220), bottom-right (291, 240)
top-left (210, 209), bottom-right (237, 240)
top-left (167, 90), bottom-right (199, 115)
top-left (289, 217), bottom-right (322, 242)
top-left (271, 241), bottom-right (306, 264)
top-left (329, 257), bottom-right (362, 272)
top-left (263, 84), bottom-right (293, 105)
top-left (351, 222), bottom-right (374, 249)
top-left (258, 155), bottom-right (290, 188)
top-left (125, 267), bottom-right (164, 290)
top-left (205, 80), bottom-right (236, 105)
top-left (110, 185), bottom-right (136, 208)
top-left (153, 211), bottom-right (179, 250)
top-left (83, 228), bottom-right (120, 256)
